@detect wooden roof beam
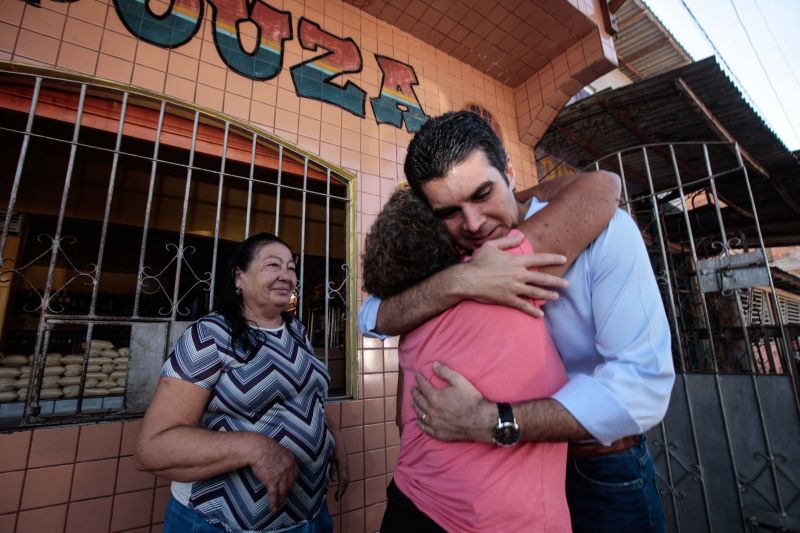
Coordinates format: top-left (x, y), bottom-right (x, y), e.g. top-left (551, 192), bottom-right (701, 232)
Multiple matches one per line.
top-left (617, 7), bottom-right (645, 29)
top-left (599, 99), bottom-right (702, 181)
top-left (623, 39), bottom-right (670, 64)
top-left (554, 124), bottom-right (647, 184)
top-left (675, 78), bottom-right (769, 177)
top-left (600, 0), bottom-right (619, 35)
top-left (675, 77), bottom-right (800, 218)
top-left (598, 100), bottom-right (758, 220)
top-left (617, 56), bottom-right (645, 82)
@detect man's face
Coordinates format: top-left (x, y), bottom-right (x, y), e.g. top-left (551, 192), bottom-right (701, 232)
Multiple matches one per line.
top-left (421, 149), bottom-right (521, 251)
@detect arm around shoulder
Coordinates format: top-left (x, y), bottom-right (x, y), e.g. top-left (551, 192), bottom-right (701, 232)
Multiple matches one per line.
top-left (516, 170), bottom-right (621, 276)
top-left (372, 262), bottom-right (472, 336)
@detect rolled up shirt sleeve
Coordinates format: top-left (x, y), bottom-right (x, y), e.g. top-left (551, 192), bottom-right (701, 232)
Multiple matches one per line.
top-left (358, 294), bottom-right (390, 340)
top-left (550, 210), bottom-right (675, 446)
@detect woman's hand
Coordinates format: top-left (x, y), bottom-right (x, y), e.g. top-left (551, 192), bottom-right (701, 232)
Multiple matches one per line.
top-left (463, 234), bottom-right (568, 318)
top-left (250, 437), bottom-right (299, 510)
top-left (328, 415), bottom-right (349, 500)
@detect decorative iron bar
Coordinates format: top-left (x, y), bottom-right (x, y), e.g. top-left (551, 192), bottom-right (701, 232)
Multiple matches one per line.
top-left (132, 99), bottom-right (166, 319)
top-left (297, 157), bottom-right (309, 322)
top-left (209, 122), bottom-right (230, 312)
top-left (583, 141), bottom-right (794, 377)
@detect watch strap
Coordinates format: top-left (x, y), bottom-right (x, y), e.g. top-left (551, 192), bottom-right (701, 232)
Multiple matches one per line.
top-left (497, 402), bottom-right (514, 424)
top-left (492, 402), bottom-right (520, 447)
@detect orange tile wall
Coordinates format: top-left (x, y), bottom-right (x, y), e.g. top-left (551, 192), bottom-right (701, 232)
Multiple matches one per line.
top-left (0, 421), bottom-right (171, 533)
top-left (0, 0), bottom-right (614, 531)
top-left (0, 409), bottom-right (395, 532)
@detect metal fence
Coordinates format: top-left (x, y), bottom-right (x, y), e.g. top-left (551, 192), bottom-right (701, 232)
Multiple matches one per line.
top-left (587, 142), bottom-right (800, 531)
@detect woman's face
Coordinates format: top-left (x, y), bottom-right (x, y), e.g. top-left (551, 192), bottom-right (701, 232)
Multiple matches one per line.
top-left (235, 242), bottom-right (297, 316)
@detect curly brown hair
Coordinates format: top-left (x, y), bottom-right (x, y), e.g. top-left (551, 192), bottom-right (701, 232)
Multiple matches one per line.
top-left (363, 187), bottom-right (462, 299)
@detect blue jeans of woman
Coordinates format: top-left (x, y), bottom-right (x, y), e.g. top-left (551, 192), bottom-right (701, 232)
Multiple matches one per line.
top-left (566, 435), bottom-right (665, 533)
top-left (163, 496), bottom-right (333, 533)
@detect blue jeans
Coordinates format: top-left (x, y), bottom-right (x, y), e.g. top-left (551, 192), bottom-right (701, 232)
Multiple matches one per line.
top-left (163, 496), bottom-right (333, 533)
top-left (566, 435), bottom-right (665, 533)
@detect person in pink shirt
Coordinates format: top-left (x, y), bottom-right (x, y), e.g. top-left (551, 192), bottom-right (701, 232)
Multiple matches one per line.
top-left (362, 179), bottom-right (616, 532)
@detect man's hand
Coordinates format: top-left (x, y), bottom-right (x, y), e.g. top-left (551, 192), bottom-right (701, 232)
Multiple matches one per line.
top-left (460, 232), bottom-right (569, 318)
top-left (411, 362), bottom-right (496, 442)
top-left (250, 438), bottom-right (299, 510)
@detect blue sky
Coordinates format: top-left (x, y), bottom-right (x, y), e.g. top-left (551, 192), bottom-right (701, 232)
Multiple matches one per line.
top-left (642, 0), bottom-right (800, 151)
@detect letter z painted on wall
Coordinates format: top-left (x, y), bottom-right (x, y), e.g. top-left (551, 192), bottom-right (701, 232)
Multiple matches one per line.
top-left (290, 17), bottom-right (367, 118)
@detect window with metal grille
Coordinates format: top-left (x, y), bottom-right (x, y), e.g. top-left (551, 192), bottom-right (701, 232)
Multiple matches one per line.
top-left (0, 68), bottom-right (356, 429)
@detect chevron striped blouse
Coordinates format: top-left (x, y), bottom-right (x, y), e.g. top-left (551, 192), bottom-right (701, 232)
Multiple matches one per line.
top-left (162, 313), bottom-right (334, 532)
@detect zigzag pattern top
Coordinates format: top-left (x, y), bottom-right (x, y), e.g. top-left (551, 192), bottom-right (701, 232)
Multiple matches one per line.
top-left (162, 312), bottom-right (334, 532)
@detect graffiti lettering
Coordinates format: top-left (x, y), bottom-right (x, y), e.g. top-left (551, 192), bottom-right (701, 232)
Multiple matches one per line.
top-left (371, 55), bottom-right (427, 133)
top-left (109, 0), bottom-right (427, 131)
top-left (290, 18), bottom-right (366, 118)
top-left (206, 0), bottom-right (291, 80)
top-left (114, 0), bottom-right (204, 48)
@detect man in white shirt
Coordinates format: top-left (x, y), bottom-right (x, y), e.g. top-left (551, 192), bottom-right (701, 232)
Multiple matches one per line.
top-left (358, 111), bottom-right (674, 532)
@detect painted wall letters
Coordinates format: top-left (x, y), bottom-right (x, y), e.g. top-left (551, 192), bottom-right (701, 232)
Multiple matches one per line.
top-left (290, 18), bottom-right (366, 118)
top-left (371, 55), bottom-right (427, 133)
top-left (206, 0), bottom-right (291, 80)
top-left (114, 0), bottom-right (204, 48)
top-left (110, 0), bottom-right (427, 132)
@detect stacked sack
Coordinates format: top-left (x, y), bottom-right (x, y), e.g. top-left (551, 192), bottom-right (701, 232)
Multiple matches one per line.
top-left (0, 340), bottom-right (129, 402)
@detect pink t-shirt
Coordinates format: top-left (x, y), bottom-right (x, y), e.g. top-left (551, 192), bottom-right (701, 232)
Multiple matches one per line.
top-left (393, 232), bottom-right (570, 532)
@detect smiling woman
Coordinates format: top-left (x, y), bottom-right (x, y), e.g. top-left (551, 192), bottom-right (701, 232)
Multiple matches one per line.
top-left (134, 233), bottom-right (349, 533)
top-left (227, 234), bottom-right (299, 339)
top-left (235, 240), bottom-right (298, 328)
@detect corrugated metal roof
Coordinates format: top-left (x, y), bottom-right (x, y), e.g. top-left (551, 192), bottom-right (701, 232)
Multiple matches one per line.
top-left (539, 57), bottom-right (800, 247)
top-left (614, 0), bottom-right (691, 80)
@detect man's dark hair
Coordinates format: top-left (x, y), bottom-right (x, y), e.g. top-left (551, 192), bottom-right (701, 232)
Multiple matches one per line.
top-left (403, 110), bottom-right (508, 197)
top-left (362, 187), bottom-right (461, 299)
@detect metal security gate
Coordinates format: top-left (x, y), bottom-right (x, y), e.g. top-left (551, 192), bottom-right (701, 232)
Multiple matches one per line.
top-left (589, 142), bottom-right (800, 532)
top-left (0, 67), bottom-right (356, 430)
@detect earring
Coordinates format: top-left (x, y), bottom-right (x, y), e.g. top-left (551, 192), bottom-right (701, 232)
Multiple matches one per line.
top-left (235, 287), bottom-right (242, 296)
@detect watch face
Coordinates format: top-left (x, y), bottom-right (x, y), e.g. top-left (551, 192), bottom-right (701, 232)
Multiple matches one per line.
top-left (493, 421), bottom-right (521, 447)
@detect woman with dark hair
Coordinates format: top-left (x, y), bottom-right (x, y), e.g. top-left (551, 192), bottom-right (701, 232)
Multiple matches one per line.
top-left (136, 233), bottom-right (348, 533)
top-left (364, 187), bottom-right (571, 532)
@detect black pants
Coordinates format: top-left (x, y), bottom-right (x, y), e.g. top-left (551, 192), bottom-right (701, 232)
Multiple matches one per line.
top-left (380, 480), bottom-right (446, 533)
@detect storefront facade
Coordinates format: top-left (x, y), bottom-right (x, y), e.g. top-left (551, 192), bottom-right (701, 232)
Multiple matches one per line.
top-left (0, 0), bottom-right (617, 530)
